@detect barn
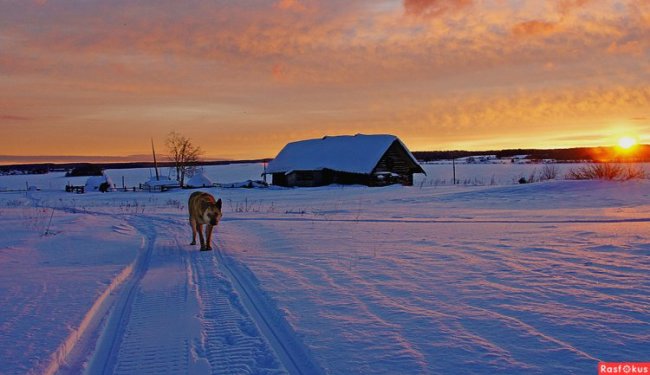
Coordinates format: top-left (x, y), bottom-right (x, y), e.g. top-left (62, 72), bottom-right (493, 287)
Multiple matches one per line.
top-left (266, 134), bottom-right (425, 187)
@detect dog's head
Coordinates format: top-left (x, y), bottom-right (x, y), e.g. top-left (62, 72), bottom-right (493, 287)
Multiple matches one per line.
top-left (202, 198), bottom-right (223, 226)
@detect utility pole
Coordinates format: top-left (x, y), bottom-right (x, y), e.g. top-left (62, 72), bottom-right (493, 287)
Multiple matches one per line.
top-left (452, 153), bottom-right (456, 185)
top-left (151, 138), bottom-right (160, 181)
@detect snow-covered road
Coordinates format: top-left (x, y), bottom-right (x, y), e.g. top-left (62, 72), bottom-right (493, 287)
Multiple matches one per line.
top-left (1, 178), bottom-right (649, 374)
top-left (79, 215), bottom-right (322, 375)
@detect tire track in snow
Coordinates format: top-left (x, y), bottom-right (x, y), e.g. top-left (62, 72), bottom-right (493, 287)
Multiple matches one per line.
top-left (145, 215), bottom-right (322, 374)
top-left (84, 217), bottom-right (157, 375)
top-left (87, 220), bottom-right (214, 375)
top-left (85, 216), bottom-right (291, 375)
top-left (18, 193), bottom-right (154, 375)
top-left (109, 235), bottom-right (205, 375)
top-left (187, 235), bottom-right (287, 375)
top-left (212, 236), bottom-right (326, 375)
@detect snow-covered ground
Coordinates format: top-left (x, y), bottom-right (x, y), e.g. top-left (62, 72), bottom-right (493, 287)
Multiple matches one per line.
top-left (1, 164), bottom-right (649, 374)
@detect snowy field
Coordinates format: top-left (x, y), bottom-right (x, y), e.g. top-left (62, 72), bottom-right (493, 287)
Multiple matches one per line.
top-left (4, 162), bottom-right (649, 192)
top-left (1, 163), bottom-right (649, 374)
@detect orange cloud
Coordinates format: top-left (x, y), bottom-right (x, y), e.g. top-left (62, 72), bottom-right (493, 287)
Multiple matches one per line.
top-left (271, 63), bottom-right (286, 81)
top-left (3, 0), bottom-right (639, 87)
top-left (512, 20), bottom-right (559, 37)
top-left (1, 1), bottom-right (649, 159)
top-left (275, 0), bottom-right (307, 12)
top-left (557, 0), bottom-right (593, 15)
top-left (403, 0), bottom-right (473, 17)
top-left (607, 40), bottom-right (644, 55)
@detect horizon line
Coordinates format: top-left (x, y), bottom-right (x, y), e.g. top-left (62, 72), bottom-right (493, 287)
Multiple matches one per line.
top-left (1, 144), bottom-right (647, 167)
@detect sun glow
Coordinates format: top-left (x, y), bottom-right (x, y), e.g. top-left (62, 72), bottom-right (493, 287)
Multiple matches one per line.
top-left (618, 136), bottom-right (637, 150)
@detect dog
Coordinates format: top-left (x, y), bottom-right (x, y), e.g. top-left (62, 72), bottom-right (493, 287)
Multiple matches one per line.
top-left (188, 191), bottom-right (222, 251)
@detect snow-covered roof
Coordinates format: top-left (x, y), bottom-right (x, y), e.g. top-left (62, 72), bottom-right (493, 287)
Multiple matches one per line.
top-left (85, 175), bottom-right (113, 191)
top-left (267, 134), bottom-right (422, 175)
top-left (186, 172), bottom-right (214, 188)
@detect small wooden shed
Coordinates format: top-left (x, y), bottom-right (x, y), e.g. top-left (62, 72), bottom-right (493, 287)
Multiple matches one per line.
top-left (266, 134), bottom-right (425, 187)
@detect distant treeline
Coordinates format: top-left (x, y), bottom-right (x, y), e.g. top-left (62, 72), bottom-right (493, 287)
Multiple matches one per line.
top-left (0, 159), bottom-right (272, 176)
top-left (2, 146), bottom-right (649, 176)
top-left (413, 145), bottom-right (650, 162)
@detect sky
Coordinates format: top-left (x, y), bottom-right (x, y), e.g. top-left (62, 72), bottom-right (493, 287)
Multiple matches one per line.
top-left (1, 0), bottom-right (649, 163)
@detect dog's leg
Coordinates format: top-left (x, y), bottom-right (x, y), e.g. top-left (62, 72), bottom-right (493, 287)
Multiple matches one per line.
top-left (197, 223), bottom-right (206, 250)
top-left (190, 218), bottom-right (197, 245)
top-left (205, 225), bottom-right (214, 250)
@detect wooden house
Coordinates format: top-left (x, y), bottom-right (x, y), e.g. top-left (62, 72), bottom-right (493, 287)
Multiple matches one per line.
top-left (266, 134), bottom-right (425, 187)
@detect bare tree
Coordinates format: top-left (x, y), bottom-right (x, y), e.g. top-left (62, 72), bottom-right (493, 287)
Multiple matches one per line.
top-left (166, 131), bottom-right (202, 187)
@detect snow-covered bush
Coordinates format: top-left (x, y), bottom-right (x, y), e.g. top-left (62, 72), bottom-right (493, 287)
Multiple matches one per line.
top-left (539, 164), bottom-right (560, 180)
top-left (566, 163), bottom-right (646, 181)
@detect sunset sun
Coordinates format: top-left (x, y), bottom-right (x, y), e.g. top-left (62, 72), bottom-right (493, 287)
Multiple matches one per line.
top-left (618, 136), bottom-right (637, 150)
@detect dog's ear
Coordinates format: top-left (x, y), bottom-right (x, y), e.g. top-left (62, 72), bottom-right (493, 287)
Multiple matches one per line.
top-left (216, 198), bottom-right (222, 210)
